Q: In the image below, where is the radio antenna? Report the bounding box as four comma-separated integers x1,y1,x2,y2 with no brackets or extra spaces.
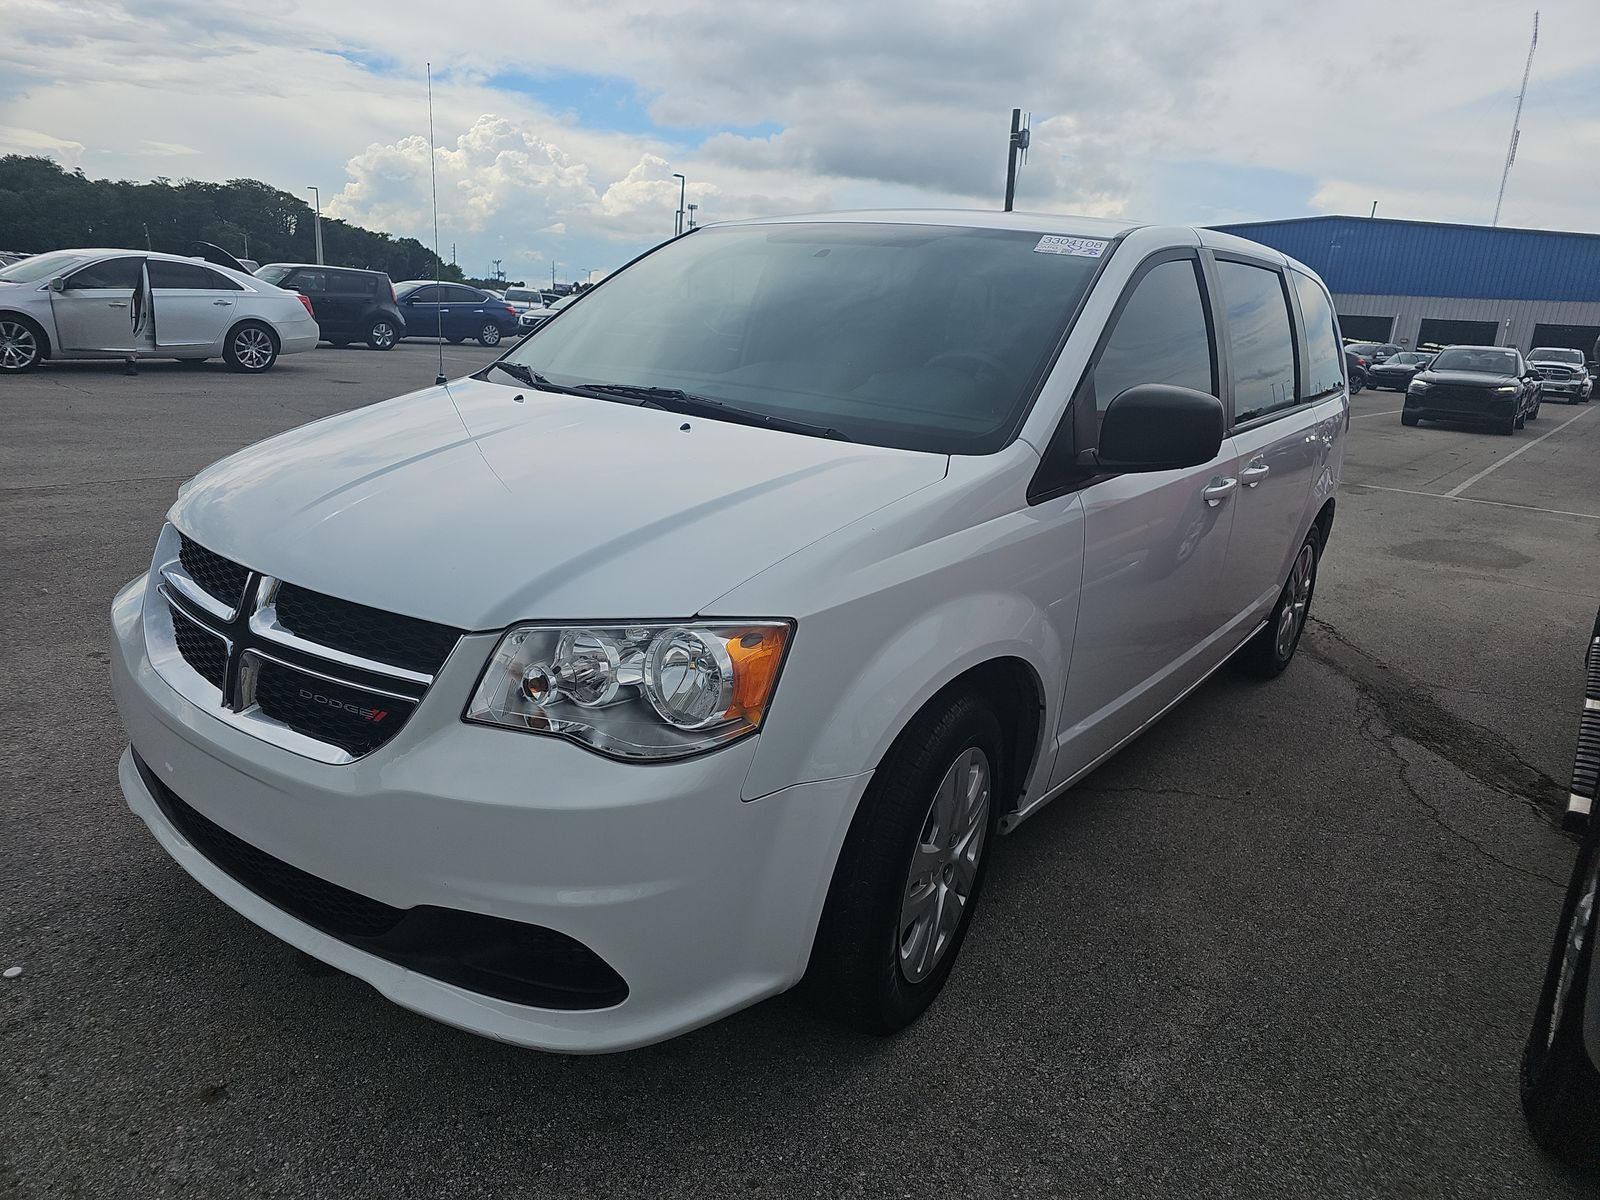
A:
427,62,446,386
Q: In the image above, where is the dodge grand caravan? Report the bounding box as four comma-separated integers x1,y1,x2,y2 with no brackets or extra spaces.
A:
111,211,1346,1052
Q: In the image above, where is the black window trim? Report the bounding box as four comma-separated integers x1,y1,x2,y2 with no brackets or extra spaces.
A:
1209,249,1307,435
1027,245,1218,506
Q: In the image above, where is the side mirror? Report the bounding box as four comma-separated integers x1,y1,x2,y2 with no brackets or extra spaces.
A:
49,276,66,293
402,295,416,305
1081,384,1226,474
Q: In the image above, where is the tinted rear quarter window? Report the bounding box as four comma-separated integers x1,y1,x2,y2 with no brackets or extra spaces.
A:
149,261,239,290
1290,271,1344,398
1216,260,1297,422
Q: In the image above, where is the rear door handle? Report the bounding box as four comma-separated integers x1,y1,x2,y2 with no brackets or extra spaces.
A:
108,301,129,308
212,299,233,306
1202,477,1238,507
1240,460,1271,487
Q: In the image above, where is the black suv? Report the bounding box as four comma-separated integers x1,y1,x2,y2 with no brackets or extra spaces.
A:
254,264,403,351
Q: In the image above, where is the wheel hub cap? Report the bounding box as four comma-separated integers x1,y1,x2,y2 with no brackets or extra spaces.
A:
1275,543,1315,660
898,746,991,984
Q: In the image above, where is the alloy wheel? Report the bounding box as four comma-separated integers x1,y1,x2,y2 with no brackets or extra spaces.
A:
371,321,396,349
234,326,273,369
1275,542,1316,660
480,323,501,346
0,319,39,370
898,746,990,984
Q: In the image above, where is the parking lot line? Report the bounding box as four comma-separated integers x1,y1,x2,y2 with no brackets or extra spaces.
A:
1350,408,1403,419
1349,481,1600,521
1443,407,1593,498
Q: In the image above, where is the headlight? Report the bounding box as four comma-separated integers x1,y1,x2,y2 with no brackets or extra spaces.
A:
1496,385,1519,393
1408,379,1430,392
465,620,792,760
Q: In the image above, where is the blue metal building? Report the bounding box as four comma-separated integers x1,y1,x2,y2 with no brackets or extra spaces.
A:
1211,215,1600,355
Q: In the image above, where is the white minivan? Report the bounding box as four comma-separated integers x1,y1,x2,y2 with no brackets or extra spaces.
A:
111,211,1346,1052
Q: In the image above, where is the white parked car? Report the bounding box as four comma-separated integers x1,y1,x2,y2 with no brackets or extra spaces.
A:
110,211,1346,1051
518,291,574,330
0,248,318,373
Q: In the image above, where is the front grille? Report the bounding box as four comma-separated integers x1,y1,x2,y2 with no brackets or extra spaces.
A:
275,584,460,675
178,534,250,611
251,657,418,757
135,751,629,1009
170,606,228,690
1422,385,1502,410
1535,365,1577,379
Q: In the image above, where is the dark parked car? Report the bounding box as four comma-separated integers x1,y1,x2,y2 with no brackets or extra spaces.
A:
1344,349,1369,393
1401,345,1541,433
1366,350,1434,391
1521,605,1600,1165
393,281,521,346
255,264,403,351
1346,340,1401,364
1527,347,1593,404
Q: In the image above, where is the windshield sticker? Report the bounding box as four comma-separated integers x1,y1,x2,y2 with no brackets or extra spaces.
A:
1034,235,1108,258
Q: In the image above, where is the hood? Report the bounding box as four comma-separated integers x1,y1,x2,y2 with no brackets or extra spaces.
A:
1416,370,1519,388
169,376,948,628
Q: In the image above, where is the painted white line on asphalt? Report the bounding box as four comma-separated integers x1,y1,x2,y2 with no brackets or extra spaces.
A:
1348,482,1600,521
1350,408,1403,419
1443,407,1593,498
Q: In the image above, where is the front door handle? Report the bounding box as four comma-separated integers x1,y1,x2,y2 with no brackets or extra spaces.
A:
1201,477,1238,507
212,299,233,306
1240,460,1271,487
108,301,129,308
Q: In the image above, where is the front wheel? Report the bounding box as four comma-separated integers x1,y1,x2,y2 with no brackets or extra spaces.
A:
223,322,277,373
805,692,1003,1034
1521,834,1600,1164
477,323,503,347
1234,527,1320,679
1401,410,1420,427
0,316,44,372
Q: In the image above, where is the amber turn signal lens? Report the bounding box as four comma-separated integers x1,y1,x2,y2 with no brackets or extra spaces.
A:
723,626,789,722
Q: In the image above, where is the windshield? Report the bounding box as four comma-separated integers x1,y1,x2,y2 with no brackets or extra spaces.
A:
0,250,93,284
254,265,292,285
504,223,1106,452
1530,347,1583,363
1430,348,1518,374
504,288,536,303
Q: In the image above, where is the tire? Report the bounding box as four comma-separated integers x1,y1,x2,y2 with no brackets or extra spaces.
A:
0,314,45,372
1502,411,1519,435
1350,378,1363,394
223,322,278,373
176,357,208,367
1521,833,1600,1165
1515,409,1527,430
477,323,503,347
1401,410,1420,427
805,692,1004,1034
326,338,351,348
365,318,398,351
1529,401,1541,422
1233,526,1320,679
446,335,465,345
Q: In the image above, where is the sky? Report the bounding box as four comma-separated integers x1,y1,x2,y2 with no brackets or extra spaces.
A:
2,0,1597,284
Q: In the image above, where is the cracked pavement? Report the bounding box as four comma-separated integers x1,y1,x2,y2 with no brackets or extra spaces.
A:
4,364,1600,1197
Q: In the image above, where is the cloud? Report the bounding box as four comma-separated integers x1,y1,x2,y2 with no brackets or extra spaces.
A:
0,125,85,163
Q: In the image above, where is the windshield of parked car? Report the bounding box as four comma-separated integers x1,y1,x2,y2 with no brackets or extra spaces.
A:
0,250,92,284
254,265,292,285
1530,348,1583,364
1430,348,1518,374
503,222,1107,452
504,288,537,303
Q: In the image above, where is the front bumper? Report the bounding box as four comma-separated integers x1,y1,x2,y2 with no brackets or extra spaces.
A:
110,575,868,1051
1404,393,1518,424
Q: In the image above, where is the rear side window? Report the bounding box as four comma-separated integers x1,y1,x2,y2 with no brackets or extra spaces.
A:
1291,271,1344,399
65,257,143,290
1091,258,1215,418
1216,261,1297,423
445,285,485,302
328,272,375,297
149,261,240,290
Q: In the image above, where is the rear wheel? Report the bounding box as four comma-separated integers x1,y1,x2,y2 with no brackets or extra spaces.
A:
0,315,44,372
477,323,503,347
366,318,398,351
445,335,465,345
326,338,351,348
805,692,1002,1034
223,322,277,373
1234,528,1320,679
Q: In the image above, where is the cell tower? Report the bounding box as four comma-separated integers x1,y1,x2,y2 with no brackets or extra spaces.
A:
1492,11,1539,227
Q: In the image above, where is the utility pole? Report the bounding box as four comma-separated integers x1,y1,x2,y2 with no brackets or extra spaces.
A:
672,172,686,236
492,258,502,282
687,203,698,230
552,262,559,289
306,186,324,264
1370,200,1378,218
243,231,250,260
142,222,152,250
1003,108,1030,212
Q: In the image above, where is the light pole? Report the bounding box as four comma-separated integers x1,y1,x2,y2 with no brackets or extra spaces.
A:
671,172,686,236
551,262,560,290
585,267,596,284
306,186,324,264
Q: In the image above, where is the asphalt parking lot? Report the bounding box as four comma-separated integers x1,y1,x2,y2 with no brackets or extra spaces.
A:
4,349,1600,1198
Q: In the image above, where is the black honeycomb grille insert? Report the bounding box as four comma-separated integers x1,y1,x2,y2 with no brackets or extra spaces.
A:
178,534,250,610
134,752,629,1009
170,605,228,690
251,658,416,758
274,584,461,675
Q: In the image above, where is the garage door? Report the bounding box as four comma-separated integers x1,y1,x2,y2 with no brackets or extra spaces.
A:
1336,314,1394,341
1418,318,1500,348
1530,323,1600,359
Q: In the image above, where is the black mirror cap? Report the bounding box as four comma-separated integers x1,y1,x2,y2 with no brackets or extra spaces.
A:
1092,384,1226,473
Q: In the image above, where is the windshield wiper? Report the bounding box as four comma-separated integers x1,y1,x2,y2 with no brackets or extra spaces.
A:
485,361,598,398
575,382,852,442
